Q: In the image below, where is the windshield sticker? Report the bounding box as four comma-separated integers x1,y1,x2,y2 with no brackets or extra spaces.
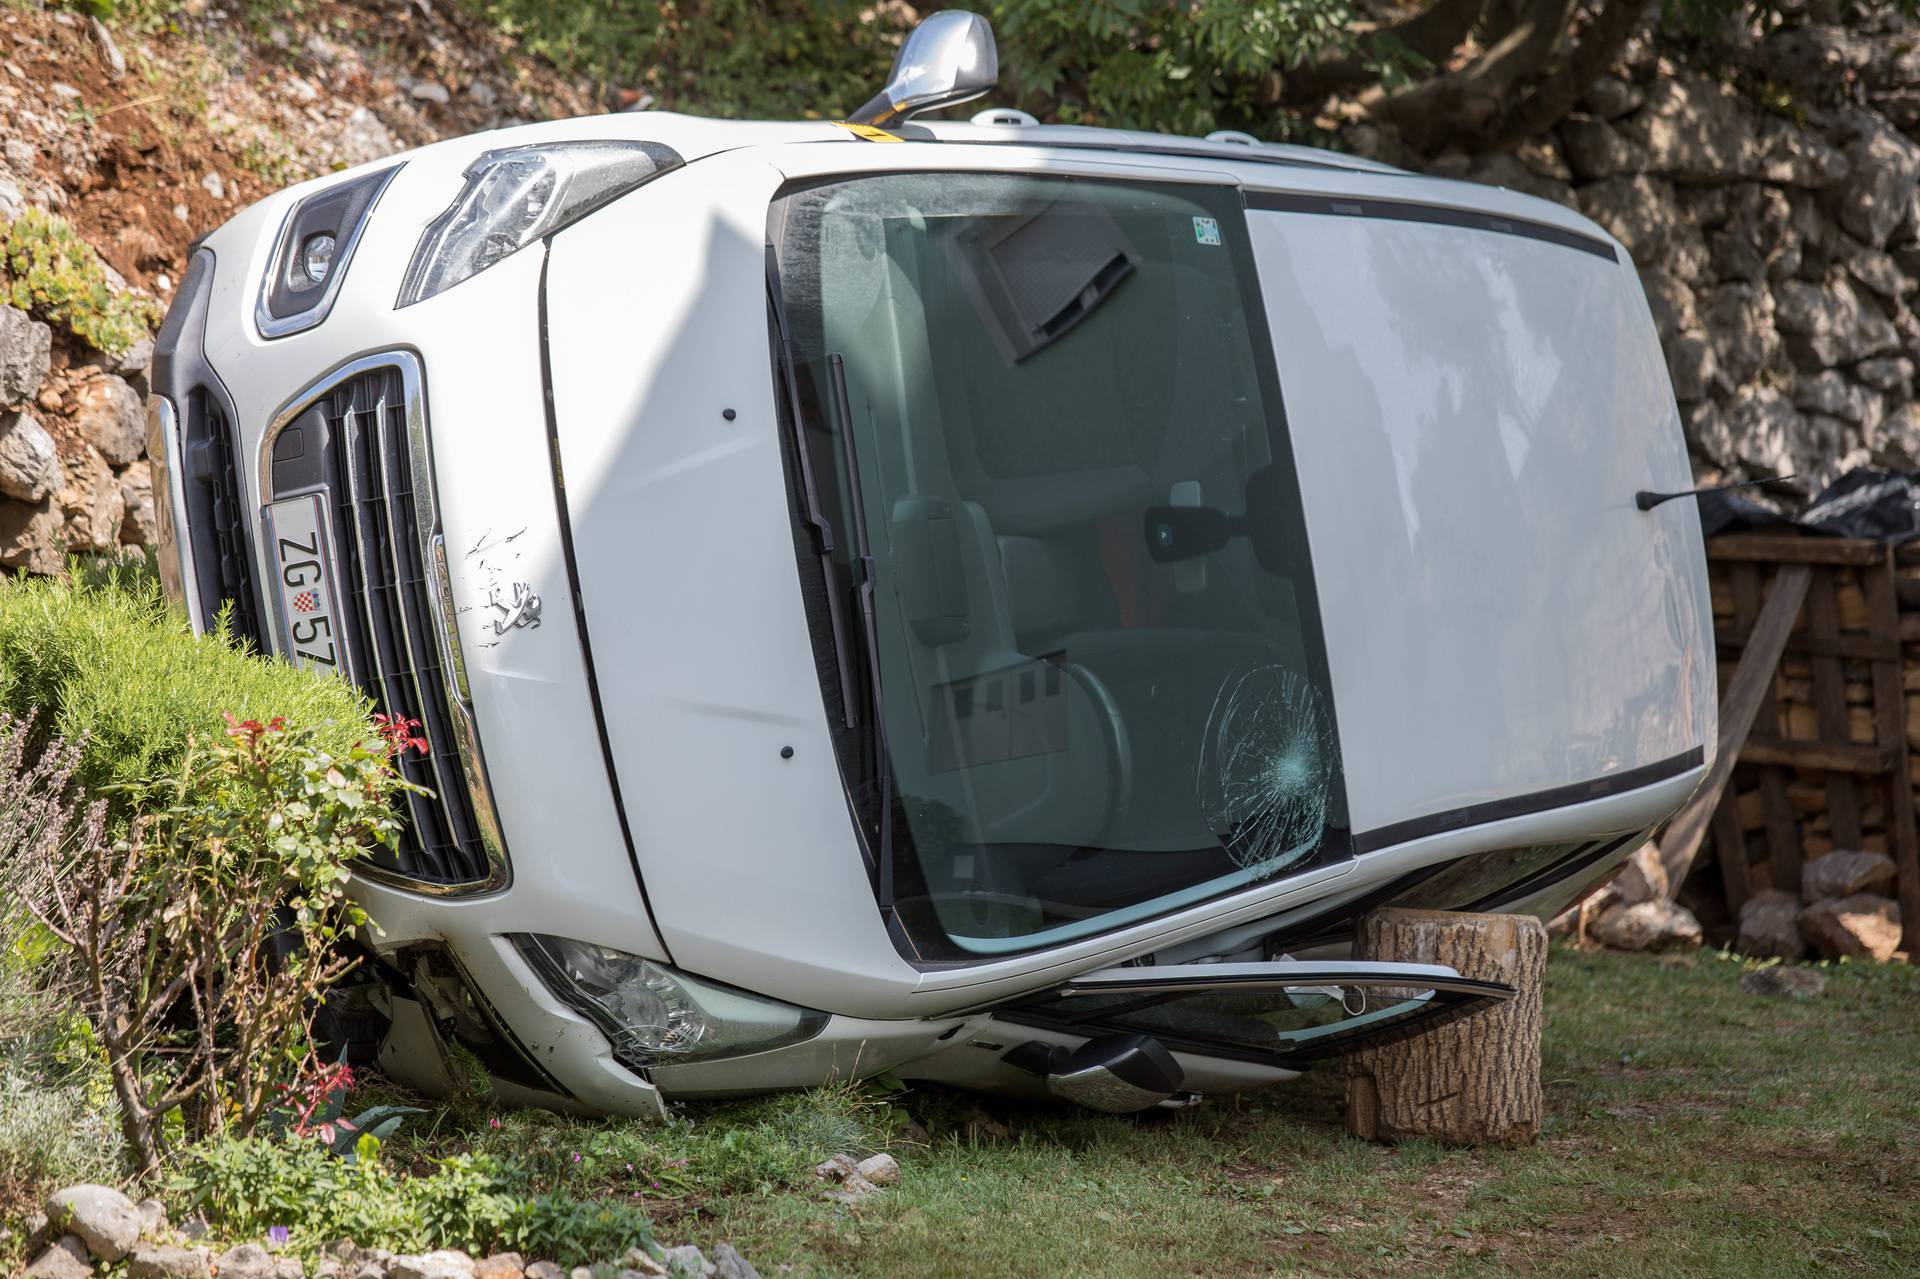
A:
1197,665,1333,878
1192,216,1222,246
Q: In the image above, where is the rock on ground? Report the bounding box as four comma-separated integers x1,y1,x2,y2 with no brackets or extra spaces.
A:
661,1246,712,1278
389,1252,478,1279
1740,966,1827,998
26,1237,92,1279
212,1243,288,1279
47,1184,143,1262
0,305,52,406
1798,894,1903,961
1591,898,1704,951
709,1245,760,1279
1800,850,1898,901
1737,890,1807,959
472,1254,525,1279
130,1246,213,1279
523,1264,564,1279
1609,843,1669,905
853,1152,901,1187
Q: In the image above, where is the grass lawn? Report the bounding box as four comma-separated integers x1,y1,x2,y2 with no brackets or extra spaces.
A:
389,945,1919,1278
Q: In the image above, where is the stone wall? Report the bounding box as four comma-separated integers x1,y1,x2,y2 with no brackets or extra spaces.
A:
0,306,153,576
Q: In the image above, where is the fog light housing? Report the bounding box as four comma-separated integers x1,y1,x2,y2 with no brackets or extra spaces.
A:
513,935,827,1068
301,233,336,284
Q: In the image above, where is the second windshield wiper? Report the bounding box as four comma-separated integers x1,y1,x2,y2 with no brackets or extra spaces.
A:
824,352,895,908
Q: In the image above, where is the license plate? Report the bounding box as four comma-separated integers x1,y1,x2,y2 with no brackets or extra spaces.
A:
266,494,347,676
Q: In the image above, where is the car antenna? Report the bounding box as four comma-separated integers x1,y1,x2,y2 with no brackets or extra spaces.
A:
1634,474,1796,512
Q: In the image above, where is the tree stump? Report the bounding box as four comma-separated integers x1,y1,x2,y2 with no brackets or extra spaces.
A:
1342,908,1546,1147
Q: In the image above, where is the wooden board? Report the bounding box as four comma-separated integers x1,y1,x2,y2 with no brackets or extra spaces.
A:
1660,564,1812,891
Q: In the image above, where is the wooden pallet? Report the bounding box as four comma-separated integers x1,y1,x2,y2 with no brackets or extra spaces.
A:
1666,533,1920,953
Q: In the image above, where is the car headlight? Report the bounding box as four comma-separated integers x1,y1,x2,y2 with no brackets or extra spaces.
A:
513,934,827,1068
397,141,681,307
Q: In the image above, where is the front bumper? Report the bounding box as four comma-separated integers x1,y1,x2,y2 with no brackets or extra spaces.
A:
153,208,682,1114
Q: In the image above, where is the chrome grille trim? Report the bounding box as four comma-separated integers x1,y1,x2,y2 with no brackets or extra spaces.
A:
259,352,508,895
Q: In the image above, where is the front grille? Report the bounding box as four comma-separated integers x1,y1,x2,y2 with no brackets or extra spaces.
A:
313,366,493,887
182,389,263,647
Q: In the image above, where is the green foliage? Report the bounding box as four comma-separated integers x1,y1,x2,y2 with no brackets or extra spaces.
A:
458,0,1383,138
172,1136,659,1265
394,1081,903,1202
468,0,898,119
992,0,1366,136
0,209,162,357
0,963,121,1224
0,572,374,805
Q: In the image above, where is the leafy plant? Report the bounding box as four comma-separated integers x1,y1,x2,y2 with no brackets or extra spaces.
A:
172,1136,659,1264
0,209,161,356
14,713,415,1172
0,717,123,1227
268,1056,422,1162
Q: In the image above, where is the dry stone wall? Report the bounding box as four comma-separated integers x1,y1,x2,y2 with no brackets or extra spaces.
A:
0,303,153,575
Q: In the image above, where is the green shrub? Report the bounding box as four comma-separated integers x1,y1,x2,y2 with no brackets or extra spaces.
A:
0,208,162,356
172,1136,660,1265
0,573,374,803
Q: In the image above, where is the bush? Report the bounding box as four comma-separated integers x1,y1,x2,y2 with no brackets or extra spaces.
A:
0,575,404,1172
0,573,374,803
14,712,412,1172
172,1136,660,1266
0,209,162,357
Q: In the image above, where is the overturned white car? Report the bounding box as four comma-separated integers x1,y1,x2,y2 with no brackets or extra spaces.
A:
148,12,1714,1118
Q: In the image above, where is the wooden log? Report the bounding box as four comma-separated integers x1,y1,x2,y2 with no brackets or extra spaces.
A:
1343,909,1546,1148
1659,564,1812,888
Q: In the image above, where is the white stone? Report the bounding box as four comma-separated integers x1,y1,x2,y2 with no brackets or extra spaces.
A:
1591,898,1703,951
46,1185,142,1262
389,1251,477,1279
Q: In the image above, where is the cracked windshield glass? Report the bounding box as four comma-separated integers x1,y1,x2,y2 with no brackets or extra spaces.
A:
773,172,1351,957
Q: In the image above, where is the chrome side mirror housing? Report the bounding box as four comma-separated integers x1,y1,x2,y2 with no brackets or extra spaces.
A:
849,10,998,126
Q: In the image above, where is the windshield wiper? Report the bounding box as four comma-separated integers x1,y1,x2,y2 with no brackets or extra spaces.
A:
825,352,896,907
765,246,858,733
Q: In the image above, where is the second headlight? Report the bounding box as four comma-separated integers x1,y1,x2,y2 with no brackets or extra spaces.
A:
397,140,681,307
512,934,827,1069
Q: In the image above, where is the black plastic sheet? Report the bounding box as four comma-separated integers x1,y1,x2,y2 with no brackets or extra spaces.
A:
1699,469,1920,546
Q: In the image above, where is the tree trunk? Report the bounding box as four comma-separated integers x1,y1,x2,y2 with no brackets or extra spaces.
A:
1343,908,1546,1147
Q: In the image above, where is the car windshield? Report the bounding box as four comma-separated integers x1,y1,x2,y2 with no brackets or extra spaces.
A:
771,171,1350,959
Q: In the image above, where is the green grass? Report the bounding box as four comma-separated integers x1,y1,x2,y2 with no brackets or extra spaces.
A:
378,947,1919,1278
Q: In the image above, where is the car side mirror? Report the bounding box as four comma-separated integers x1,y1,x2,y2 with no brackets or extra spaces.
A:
848,10,998,127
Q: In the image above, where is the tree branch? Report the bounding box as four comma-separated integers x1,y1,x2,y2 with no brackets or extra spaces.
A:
1280,0,1491,106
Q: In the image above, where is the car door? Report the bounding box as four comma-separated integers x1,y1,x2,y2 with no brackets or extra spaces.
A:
995,959,1512,1070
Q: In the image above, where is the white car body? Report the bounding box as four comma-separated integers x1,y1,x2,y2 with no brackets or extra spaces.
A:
149,103,1714,1119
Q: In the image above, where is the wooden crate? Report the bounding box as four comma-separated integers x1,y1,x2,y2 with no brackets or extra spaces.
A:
1699,533,1920,952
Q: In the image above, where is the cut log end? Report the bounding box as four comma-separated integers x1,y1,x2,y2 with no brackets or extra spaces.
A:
1342,908,1547,1148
